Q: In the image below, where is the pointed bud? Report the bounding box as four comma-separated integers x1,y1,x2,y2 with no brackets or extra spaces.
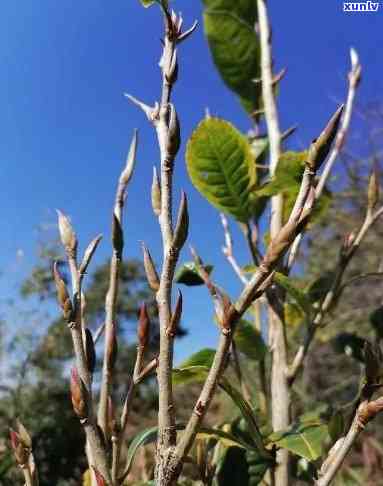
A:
16,420,32,449
307,105,344,171
349,47,362,88
120,130,138,186
79,234,103,276
137,303,151,349
92,467,107,486
112,214,124,257
173,191,189,249
368,163,380,211
53,262,73,321
167,291,182,337
339,231,356,261
57,210,78,256
10,429,29,466
151,167,162,217
70,368,89,419
142,243,160,291
84,329,96,375
166,103,181,157
106,322,118,371
107,396,118,437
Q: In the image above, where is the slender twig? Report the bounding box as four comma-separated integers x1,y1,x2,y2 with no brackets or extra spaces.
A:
287,48,361,271
288,205,383,383
126,7,195,484
231,340,252,403
257,1,289,483
98,131,138,442
22,466,34,486
171,160,316,474
56,213,111,484
315,396,383,486
316,48,361,198
220,213,249,285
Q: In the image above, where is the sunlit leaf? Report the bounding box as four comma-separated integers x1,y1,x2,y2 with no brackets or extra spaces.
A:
174,262,213,286
186,118,256,222
202,0,261,114
274,273,313,319
235,320,268,361
268,421,328,461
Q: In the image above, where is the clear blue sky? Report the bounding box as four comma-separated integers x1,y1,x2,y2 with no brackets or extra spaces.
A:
0,0,382,361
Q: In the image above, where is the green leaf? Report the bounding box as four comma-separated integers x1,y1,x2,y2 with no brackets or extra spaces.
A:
124,423,250,477
306,272,336,304
274,273,313,319
124,426,158,478
174,262,213,286
268,421,328,461
172,365,270,458
235,319,268,361
202,0,261,114
172,349,215,385
219,377,270,457
140,0,156,7
256,151,307,197
179,348,216,368
328,411,345,443
173,365,210,386
247,449,275,486
186,118,256,222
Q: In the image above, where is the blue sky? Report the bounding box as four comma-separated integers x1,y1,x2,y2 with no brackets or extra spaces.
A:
0,0,382,362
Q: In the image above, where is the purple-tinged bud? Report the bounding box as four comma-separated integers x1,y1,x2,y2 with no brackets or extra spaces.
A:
70,368,89,419
53,262,73,322
173,191,189,250
142,243,160,292
137,303,151,350
151,167,162,217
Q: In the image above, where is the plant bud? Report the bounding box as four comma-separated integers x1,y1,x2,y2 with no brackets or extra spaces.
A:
167,103,181,157
349,47,362,88
84,328,96,375
53,262,73,321
16,420,32,449
173,191,189,249
106,322,118,371
107,396,119,437
79,235,103,276
339,231,356,260
167,290,182,337
112,214,124,258
10,429,30,466
119,129,138,186
70,368,89,419
142,243,160,291
151,167,162,217
57,210,78,256
92,467,107,486
137,303,150,349
307,105,344,171
367,163,380,210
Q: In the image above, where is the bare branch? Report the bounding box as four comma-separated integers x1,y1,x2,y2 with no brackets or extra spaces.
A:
316,396,383,486
97,131,137,440
288,205,383,383
220,213,249,285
